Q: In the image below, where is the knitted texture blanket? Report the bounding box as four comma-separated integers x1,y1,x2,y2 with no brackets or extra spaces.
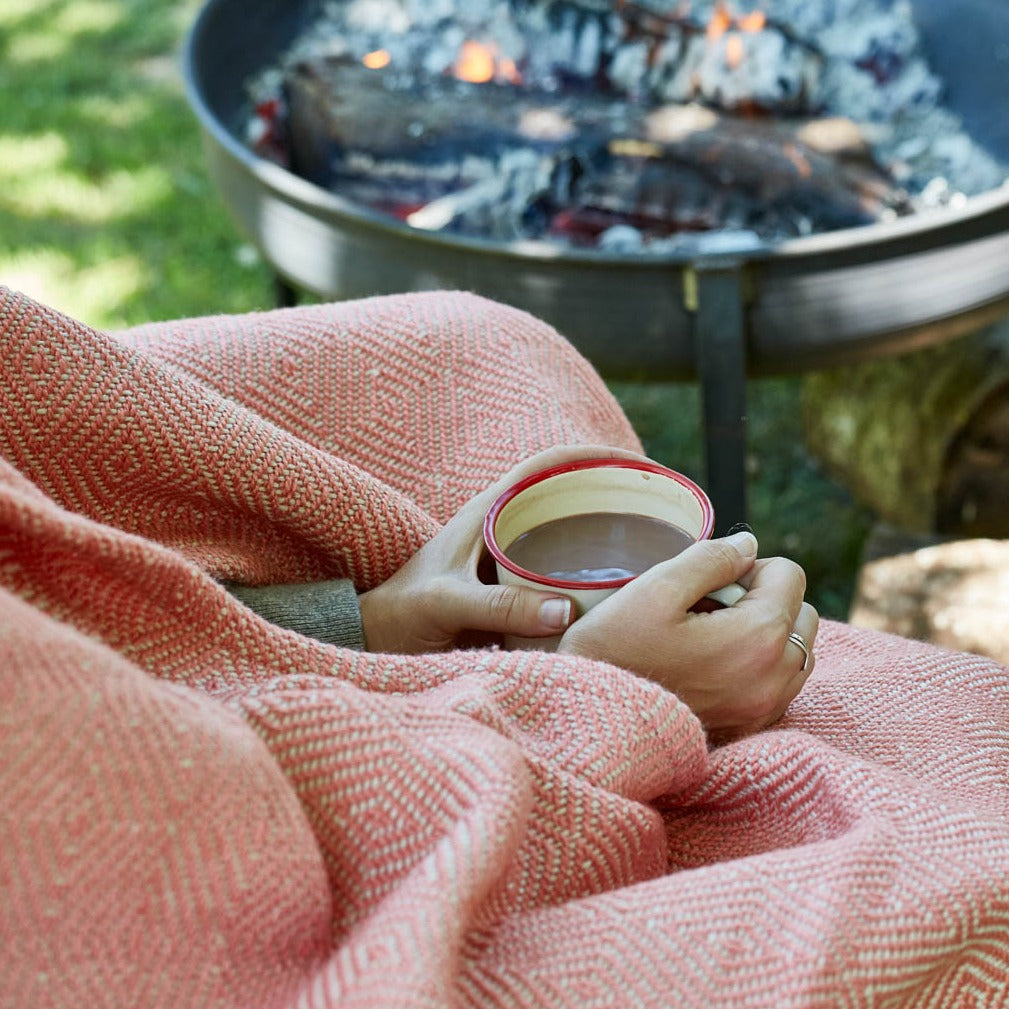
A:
2,286,1008,1008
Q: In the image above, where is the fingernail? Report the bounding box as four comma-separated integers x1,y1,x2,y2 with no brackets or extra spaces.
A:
725,521,754,536
726,530,758,557
539,597,572,630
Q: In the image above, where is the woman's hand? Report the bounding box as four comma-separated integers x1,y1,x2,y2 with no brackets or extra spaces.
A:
358,445,646,653
359,446,817,741
557,530,818,740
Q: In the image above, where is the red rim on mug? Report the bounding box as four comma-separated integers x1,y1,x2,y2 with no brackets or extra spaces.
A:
483,457,715,592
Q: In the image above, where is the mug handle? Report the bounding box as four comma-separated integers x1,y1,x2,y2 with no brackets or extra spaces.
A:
690,581,748,613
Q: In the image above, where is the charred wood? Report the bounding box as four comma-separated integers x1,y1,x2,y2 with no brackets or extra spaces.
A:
283,57,607,221
281,54,909,242
559,109,909,241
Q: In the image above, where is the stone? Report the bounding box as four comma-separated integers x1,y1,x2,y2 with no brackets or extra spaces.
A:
849,527,1009,665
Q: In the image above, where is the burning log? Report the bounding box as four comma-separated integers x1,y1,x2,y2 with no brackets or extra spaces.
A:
279,53,909,244
282,57,603,229
547,106,909,243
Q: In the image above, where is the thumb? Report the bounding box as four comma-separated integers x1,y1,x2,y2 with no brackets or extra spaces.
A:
638,529,758,613
451,583,574,639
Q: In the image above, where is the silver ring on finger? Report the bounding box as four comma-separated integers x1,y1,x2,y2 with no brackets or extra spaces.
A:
787,631,811,672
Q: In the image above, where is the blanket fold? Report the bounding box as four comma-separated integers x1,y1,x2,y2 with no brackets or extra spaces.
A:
2,287,1009,1008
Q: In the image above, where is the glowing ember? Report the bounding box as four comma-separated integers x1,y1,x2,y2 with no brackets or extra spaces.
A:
783,143,813,178
362,49,391,70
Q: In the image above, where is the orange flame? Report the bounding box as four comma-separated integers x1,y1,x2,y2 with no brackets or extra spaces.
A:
705,7,766,69
706,4,733,41
362,49,391,70
737,10,767,32
725,33,745,69
497,56,521,84
455,40,496,83
452,40,521,84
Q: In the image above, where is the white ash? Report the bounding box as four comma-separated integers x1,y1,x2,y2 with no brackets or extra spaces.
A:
661,29,820,112
343,0,410,33
598,225,645,251
247,0,1009,247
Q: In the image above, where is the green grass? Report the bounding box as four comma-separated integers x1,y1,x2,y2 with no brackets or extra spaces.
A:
0,0,874,618
0,0,274,325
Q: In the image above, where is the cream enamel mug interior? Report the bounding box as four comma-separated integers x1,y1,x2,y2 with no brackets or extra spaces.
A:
483,458,745,649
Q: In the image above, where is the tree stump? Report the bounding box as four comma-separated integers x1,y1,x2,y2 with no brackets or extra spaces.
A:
801,315,1009,537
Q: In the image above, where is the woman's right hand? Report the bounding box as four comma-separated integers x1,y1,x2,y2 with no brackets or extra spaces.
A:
556,531,818,741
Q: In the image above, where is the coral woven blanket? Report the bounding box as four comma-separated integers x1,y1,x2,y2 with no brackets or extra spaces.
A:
2,286,1009,1008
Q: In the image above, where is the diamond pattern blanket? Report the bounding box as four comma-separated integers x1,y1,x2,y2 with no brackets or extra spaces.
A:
2,286,1009,1008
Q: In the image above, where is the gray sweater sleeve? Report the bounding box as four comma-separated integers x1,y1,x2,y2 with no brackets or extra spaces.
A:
225,579,366,650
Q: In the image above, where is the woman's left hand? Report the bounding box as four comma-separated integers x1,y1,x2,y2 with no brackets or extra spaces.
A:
358,445,646,653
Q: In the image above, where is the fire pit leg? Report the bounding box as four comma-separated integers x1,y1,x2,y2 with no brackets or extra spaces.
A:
274,274,299,308
685,259,749,533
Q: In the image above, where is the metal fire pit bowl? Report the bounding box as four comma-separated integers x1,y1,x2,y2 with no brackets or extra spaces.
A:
183,0,1009,522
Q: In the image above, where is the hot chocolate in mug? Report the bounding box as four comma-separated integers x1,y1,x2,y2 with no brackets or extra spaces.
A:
483,457,747,649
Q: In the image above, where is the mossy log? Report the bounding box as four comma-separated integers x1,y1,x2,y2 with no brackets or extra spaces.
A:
801,317,1009,537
